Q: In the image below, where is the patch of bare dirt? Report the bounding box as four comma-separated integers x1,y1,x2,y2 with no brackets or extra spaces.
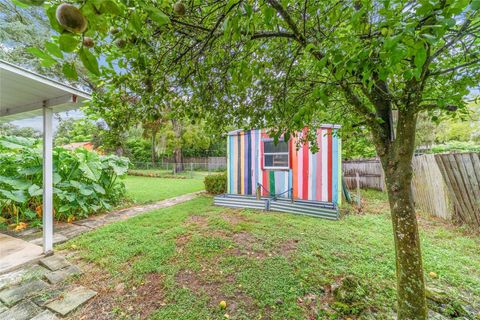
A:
229,232,300,259
417,213,480,237
231,231,256,248
185,215,209,227
221,212,249,225
277,238,299,256
64,263,122,320
229,232,269,259
297,293,324,320
175,268,255,316
175,233,191,252
63,259,166,320
127,273,166,318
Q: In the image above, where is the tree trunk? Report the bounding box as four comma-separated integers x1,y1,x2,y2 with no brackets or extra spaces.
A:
115,145,124,156
377,110,427,319
151,131,158,165
174,148,183,173
172,119,184,173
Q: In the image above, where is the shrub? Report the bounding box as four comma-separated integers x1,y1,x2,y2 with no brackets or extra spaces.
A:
429,141,480,153
0,135,129,227
204,173,227,194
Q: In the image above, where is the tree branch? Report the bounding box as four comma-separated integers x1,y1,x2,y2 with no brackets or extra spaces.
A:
251,31,296,40
265,0,307,46
429,58,480,76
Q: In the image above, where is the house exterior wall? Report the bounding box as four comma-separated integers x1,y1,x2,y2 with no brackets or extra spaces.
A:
227,126,342,205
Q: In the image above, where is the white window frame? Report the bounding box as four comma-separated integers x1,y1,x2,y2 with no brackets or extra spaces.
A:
263,139,290,170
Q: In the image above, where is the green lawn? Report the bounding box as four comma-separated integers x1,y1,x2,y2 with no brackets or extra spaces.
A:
124,175,205,204
128,169,214,180
62,191,479,320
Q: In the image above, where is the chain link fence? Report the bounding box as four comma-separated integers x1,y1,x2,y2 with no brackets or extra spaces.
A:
128,161,226,179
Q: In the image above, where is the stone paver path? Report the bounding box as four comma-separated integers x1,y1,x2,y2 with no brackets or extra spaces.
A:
0,255,95,319
5,191,202,246
0,192,203,318
46,286,96,316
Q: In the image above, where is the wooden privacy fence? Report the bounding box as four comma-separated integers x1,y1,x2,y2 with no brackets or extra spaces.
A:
343,153,480,228
411,154,451,220
435,153,480,227
343,158,385,191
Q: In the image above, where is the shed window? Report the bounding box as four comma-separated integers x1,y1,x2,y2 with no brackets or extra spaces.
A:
264,140,289,169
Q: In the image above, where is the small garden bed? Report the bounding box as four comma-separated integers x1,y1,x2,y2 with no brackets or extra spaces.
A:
0,136,129,229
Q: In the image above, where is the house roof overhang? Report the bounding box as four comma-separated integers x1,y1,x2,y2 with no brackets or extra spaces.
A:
0,60,91,122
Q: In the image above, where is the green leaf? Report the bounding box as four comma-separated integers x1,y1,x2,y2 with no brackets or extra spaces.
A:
28,184,43,197
46,5,63,33
414,46,427,69
18,165,42,176
59,34,78,52
92,183,106,194
58,205,71,213
79,48,100,76
24,210,37,220
0,190,26,203
0,136,36,149
0,176,30,190
262,6,275,25
12,0,29,8
95,0,122,15
472,0,480,10
26,47,53,61
146,7,170,27
79,187,94,196
62,63,78,80
45,42,63,58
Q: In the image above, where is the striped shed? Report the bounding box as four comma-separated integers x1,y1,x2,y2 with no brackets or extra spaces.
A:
225,125,342,206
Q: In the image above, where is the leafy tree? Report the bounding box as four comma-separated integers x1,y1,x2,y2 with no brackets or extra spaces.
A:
415,113,438,148
341,126,377,160
54,117,98,146
28,0,480,318
0,123,40,138
435,101,480,143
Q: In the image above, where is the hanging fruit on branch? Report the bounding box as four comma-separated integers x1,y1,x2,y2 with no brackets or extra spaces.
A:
56,3,88,33
83,37,94,48
173,2,186,16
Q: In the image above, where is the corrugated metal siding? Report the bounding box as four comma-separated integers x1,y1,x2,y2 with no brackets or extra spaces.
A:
227,126,342,205
213,194,339,220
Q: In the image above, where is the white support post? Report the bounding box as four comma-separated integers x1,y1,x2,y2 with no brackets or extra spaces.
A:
43,106,53,254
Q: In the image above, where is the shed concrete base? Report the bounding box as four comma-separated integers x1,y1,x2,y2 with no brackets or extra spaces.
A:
0,233,43,275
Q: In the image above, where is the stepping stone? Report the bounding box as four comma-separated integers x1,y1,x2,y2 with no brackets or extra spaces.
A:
0,264,48,291
45,265,82,284
30,234,68,246
54,224,89,239
31,287,64,307
39,255,70,271
46,286,97,316
73,218,106,229
0,279,49,306
30,310,59,320
0,300,42,320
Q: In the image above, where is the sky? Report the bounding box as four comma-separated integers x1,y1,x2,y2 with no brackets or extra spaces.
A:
10,109,85,133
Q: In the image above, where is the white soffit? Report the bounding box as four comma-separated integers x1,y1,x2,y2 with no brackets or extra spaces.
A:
0,60,91,122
